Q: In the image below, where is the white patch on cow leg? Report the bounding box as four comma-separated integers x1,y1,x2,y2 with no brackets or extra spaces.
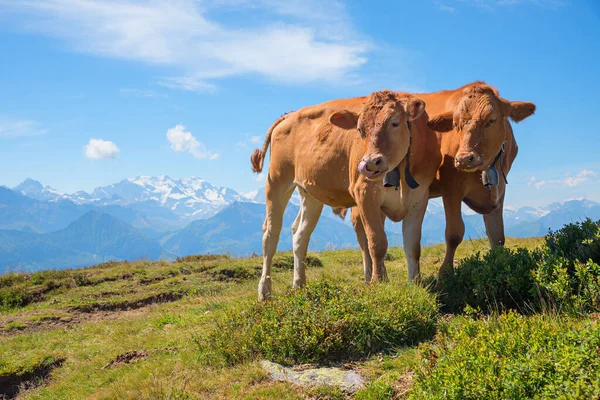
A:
402,197,427,282
292,189,323,289
351,208,372,283
259,181,294,301
291,211,301,236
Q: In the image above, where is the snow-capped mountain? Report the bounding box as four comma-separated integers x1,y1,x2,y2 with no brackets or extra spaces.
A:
13,176,251,221
89,176,247,219
13,178,71,202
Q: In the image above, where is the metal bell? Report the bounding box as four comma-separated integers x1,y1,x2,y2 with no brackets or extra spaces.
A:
384,168,400,189
482,167,499,190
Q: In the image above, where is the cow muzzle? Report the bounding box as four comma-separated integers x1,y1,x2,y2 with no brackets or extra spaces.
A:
358,154,388,179
455,151,483,172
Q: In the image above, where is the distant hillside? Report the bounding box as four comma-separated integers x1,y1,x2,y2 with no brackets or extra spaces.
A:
3,176,600,273
0,186,181,236
0,211,168,273
163,202,364,257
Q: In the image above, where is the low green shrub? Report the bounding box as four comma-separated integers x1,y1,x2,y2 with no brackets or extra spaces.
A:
0,287,31,310
439,219,600,314
198,281,438,366
543,218,600,265
410,312,600,399
437,246,540,313
534,219,600,312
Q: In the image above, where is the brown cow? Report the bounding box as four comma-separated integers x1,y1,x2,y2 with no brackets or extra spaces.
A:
250,90,446,301
347,82,535,282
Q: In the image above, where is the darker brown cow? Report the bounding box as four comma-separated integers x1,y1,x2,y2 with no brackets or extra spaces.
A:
251,90,442,301
347,82,535,282
422,82,535,279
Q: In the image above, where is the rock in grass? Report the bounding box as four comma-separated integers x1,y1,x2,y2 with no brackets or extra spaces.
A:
261,360,364,393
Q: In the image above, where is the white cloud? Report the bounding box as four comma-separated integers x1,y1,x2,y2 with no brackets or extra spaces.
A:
434,2,457,12
529,169,598,189
236,135,262,150
3,0,368,88
119,88,164,98
157,76,217,93
84,138,120,159
255,172,266,182
0,118,47,138
456,0,565,9
166,124,218,159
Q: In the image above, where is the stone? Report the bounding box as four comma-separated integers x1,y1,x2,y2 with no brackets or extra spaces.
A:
261,360,364,393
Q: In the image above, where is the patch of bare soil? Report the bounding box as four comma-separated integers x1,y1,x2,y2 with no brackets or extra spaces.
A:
0,292,186,337
391,371,414,399
101,348,179,370
101,350,149,369
71,291,187,313
0,358,64,400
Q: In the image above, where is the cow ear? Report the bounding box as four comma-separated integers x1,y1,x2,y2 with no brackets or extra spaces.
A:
329,110,359,130
404,98,426,121
504,100,536,122
428,111,454,132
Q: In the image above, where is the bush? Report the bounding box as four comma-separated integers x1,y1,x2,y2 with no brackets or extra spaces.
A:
437,246,540,313
439,219,600,314
543,218,600,265
198,281,438,366
534,219,600,312
410,312,600,399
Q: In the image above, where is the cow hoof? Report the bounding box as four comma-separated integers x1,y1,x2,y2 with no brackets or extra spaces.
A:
258,277,272,302
293,278,306,289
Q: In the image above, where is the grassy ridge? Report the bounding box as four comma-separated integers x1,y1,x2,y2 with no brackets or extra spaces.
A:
0,236,562,399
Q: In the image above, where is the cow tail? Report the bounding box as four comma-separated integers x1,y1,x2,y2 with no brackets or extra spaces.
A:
251,112,291,173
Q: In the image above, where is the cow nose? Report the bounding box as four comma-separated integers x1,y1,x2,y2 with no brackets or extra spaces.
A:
365,154,388,171
459,154,475,165
359,154,388,177
455,152,482,170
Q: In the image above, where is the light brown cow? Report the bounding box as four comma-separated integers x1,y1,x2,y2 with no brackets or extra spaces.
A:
348,82,535,282
250,90,446,301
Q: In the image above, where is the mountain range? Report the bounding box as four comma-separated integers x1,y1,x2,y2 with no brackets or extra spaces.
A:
2,176,600,273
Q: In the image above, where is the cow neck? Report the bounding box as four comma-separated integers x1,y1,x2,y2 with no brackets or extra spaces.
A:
383,121,420,190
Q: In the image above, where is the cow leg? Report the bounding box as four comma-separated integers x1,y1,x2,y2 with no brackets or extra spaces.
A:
439,192,465,282
351,207,373,283
258,179,294,301
402,194,428,282
292,189,324,288
484,191,506,248
356,195,388,283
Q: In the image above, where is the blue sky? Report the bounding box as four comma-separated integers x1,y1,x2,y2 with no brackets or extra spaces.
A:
0,0,598,208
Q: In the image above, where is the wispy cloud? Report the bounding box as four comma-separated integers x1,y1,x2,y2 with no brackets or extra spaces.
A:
255,172,266,182
455,0,566,10
84,138,120,159
0,118,47,138
157,76,217,93
166,124,218,160
434,2,457,12
2,0,369,89
236,135,262,150
529,169,598,189
119,88,165,98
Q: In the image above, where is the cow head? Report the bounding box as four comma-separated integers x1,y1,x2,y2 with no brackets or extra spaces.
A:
430,82,536,172
328,90,425,180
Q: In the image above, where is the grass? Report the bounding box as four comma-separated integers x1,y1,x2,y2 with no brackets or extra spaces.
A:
2,235,575,400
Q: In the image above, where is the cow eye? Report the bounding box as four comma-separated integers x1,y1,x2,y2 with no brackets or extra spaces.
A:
485,118,496,128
